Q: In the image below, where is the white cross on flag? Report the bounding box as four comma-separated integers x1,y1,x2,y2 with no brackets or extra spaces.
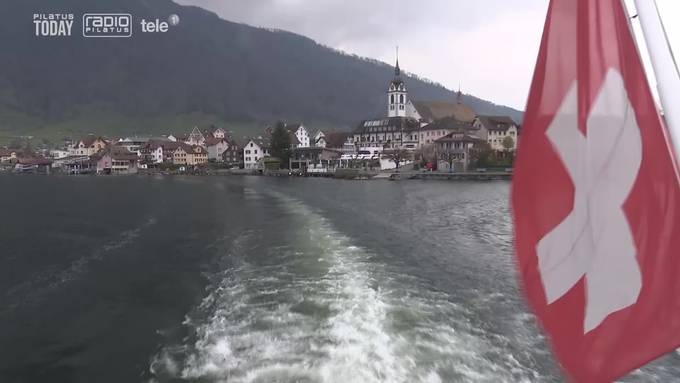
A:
512,0,680,381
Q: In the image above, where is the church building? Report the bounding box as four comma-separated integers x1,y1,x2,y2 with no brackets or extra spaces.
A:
354,52,477,151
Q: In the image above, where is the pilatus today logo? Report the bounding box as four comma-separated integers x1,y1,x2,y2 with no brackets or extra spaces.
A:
33,13,74,37
83,14,132,37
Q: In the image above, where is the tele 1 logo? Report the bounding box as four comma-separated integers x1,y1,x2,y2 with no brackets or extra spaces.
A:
141,15,180,33
83,14,132,37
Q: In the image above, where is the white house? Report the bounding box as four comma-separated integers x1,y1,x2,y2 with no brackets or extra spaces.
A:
243,138,270,169
286,124,310,148
205,137,229,162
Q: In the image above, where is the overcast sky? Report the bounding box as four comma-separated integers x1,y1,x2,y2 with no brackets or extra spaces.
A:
176,0,679,111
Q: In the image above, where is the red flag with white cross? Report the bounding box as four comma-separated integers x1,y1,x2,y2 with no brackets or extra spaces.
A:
512,0,680,381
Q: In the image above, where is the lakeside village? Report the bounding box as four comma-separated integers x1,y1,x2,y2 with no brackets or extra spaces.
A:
0,59,519,180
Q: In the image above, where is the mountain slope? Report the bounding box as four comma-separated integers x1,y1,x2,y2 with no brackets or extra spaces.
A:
0,0,522,143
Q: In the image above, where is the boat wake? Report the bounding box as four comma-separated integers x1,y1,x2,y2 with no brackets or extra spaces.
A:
149,191,545,382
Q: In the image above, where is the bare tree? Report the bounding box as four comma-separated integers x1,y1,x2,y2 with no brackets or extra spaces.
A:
440,146,458,172
383,148,412,171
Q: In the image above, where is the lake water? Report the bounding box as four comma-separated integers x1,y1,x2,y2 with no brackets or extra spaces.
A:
0,175,677,382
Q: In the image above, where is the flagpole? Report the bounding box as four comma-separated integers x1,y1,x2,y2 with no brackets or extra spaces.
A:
633,0,680,164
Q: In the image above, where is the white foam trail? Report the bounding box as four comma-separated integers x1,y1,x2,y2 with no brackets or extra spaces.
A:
150,191,546,382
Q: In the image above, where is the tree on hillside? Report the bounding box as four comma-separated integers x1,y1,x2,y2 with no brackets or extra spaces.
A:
269,121,292,169
502,136,515,151
383,148,412,171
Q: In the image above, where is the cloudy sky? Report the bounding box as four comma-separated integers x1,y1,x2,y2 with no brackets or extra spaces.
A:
176,0,679,111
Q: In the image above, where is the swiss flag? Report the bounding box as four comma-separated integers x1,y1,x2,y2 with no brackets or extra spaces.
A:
512,0,680,382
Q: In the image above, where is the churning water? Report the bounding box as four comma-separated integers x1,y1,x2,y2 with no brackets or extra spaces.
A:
0,175,677,382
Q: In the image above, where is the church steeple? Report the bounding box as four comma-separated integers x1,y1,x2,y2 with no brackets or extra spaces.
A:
388,46,407,117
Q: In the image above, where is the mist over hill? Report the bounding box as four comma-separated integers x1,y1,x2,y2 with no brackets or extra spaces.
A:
0,0,522,143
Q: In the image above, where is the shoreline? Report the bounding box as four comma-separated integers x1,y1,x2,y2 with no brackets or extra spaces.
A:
1,168,512,181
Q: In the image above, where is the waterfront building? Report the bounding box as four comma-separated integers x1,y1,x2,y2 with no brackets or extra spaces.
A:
172,143,207,166
70,136,108,156
243,137,270,170
353,117,421,151
221,138,242,167
289,147,342,173
417,116,474,146
14,157,53,174
434,132,483,172
205,137,229,162
93,146,139,175
472,115,520,151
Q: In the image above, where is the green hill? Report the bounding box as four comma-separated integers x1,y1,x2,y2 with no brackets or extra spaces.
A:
0,0,522,145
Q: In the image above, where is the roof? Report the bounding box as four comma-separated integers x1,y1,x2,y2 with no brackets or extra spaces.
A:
354,117,421,134
422,116,473,132
435,132,484,144
175,143,206,154
93,145,138,161
324,132,352,148
142,140,179,151
205,137,227,147
247,136,271,149
475,115,517,131
411,100,476,123
79,135,106,147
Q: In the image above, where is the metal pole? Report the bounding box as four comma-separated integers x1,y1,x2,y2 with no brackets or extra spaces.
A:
633,0,680,163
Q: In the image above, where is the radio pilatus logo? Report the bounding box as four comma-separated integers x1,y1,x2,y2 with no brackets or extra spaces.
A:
33,14,74,37
83,14,132,38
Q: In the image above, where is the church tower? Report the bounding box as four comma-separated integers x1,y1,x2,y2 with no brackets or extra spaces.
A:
388,47,407,117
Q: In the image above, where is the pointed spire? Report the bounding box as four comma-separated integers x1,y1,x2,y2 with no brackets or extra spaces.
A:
457,82,463,104
395,46,401,76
